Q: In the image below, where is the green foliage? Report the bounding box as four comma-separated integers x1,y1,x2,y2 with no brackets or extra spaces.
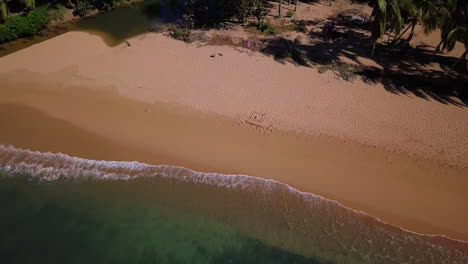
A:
370,0,404,40
257,21,278,35
73,0,94,16
93,0,117,11
23,0,36,10
169,26,191,41
236,0,258,23
72,0,119,17
280,23,299,32
370,0,466,44
0,6,50,43
183,0,266,28
440,0,468,52
370,0,467,60
286,10,294,18
183,0,215,27
48,4,67,22
252,1,268,23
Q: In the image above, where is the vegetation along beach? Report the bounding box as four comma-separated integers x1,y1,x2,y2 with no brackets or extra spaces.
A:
0,0,467,263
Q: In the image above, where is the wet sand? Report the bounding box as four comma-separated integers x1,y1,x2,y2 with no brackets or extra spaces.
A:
0,31,467,242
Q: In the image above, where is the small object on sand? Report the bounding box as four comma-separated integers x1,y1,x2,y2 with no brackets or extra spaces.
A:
125,40,131,47
218,53,223,56
210,54,215,58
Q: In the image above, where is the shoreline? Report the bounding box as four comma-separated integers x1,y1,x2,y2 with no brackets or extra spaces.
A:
2,144,468,255
3,147,468,264
0,31,467,243
1,77,467,242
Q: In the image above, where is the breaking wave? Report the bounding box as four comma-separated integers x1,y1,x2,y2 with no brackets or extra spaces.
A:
1,144,467,264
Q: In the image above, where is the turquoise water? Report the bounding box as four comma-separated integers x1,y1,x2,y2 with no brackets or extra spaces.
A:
0,176,320,264
1,145,468,264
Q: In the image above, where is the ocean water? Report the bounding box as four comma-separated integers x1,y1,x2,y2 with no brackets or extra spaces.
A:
1,145,467,264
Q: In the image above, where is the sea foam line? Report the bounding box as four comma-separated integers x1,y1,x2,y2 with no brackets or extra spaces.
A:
1,144,468,263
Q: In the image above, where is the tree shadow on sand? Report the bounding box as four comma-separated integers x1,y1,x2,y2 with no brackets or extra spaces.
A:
260,12,468,106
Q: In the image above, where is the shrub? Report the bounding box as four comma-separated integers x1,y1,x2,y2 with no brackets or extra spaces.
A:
169,26,191,41
48,4,67,22
286,10,294,18
252,2,267,23
183,0,266,28
94,0,117,11
0,6,50,43
257,21,277,35
73,0,94,17
24,0,36,11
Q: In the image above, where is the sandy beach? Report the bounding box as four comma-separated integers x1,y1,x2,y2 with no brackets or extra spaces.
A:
0,30,467,244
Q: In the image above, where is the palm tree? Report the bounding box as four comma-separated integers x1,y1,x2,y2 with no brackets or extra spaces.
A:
447,28,468,73
440,0,467,73
445,26,468,73
370,0,404,56
424,0,455,55
390,0,443,46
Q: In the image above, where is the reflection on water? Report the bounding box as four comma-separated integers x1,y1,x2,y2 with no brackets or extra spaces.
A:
0,0,182,57
75,0,182,45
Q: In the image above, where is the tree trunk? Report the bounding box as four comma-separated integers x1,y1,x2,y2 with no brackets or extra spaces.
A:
371,42,376,57
329,0,332,6
448,47,468,75
430,39,444,62
294,0,298,11
435,39,443,53
390,22,413,47
406,19,417,45
67,0,75,9
278,0,282,18
289,0,291,5
0,0,9,23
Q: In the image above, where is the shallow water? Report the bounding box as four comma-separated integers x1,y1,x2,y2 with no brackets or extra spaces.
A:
1,145,468,264
0,0,181,57
0,176,321,264
74,0,182,45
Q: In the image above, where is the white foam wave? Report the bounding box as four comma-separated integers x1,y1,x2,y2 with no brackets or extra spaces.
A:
1,144,467,263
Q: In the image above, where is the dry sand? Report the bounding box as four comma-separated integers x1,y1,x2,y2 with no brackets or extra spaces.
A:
0,31,467,242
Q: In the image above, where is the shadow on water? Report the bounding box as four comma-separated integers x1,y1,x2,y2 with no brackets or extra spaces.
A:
74,0,183,46
0,0,183,57
0,176,332,264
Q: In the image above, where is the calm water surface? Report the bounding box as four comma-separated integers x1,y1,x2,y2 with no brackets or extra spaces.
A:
0,0,181,57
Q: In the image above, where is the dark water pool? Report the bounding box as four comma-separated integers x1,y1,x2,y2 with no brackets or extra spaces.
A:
0,0,182,57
